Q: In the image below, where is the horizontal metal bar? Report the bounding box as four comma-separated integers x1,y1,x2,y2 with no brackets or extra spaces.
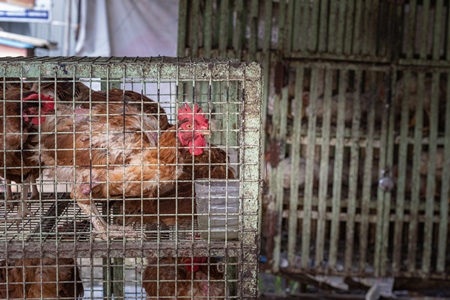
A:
0,56,262,81
0,241,248,259
283,210,444,224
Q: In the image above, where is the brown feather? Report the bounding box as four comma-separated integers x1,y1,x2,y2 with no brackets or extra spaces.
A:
0,87,41,189
0,258,83,299
142,256,224,299
119,147,236,226
88,88,171,130
35,101,186,237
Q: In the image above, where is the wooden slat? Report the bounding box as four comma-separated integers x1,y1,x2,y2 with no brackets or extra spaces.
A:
361,0,372,55
352,0,363,55
191,0,200,57
285,208,443,223
368,0,379,57
380,74,395,277
327,0,338,53
407,72,425,274
268,76,282,272
419,0,431,60
177,0,188,56
436,73,450,272
392,70,408,275
358,72,377,274
284,0,295,55
335,0,347,55
287,66,304,269
219,0,230,57
203,0,214,58
315,68,332,272
298,0,308,52
344,69,362,273
301,68,320,269
432,0,444,60
263,0,273,52
447,0,450,61
377,1,388,57
373,71,390,277
277,0,287,53
318,0,329,52
308,0,320,52
343,0,355,55
271,86,289,273
248,0,259,61
329,69,347,270
405,0,417,59
421,72,440,274
233,0,245,59
291,0,301,52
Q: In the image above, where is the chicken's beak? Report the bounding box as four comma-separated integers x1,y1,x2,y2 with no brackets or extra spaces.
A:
200,130,211,136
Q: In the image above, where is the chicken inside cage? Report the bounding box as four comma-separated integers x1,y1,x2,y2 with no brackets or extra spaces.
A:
0,59,260,299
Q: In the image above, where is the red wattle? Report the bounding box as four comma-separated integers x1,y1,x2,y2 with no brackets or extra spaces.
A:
184,257,208,272
32,116,46,125
188,136,206,155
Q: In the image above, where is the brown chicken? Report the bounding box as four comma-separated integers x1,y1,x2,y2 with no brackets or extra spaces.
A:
0,257,84,299
32,82,170,130
142,256,225,299
30,80,92,104
89,88,170,130
34,99,210,239
119,145,236,226
0,89,54,220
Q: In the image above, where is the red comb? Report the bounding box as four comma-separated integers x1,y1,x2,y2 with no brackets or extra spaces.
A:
23,93,55,111
23,93,54,102
184,257,208,272
177,103,208,127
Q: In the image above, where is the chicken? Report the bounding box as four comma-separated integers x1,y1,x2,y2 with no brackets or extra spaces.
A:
32,82,171,131
34,99,210,239
31,78,170,130
142,256,225,299
0,257,84,299
89,88,171,130
30,80,92,104
0,90,54,220
115,102,235,227
118,146,236,226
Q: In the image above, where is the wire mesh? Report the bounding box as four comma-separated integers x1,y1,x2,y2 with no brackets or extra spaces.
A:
0,57,262,299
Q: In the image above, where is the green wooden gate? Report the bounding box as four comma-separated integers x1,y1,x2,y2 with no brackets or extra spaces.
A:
178,0,450,280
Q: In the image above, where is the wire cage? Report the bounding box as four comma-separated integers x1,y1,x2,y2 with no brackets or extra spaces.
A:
0,56,262,299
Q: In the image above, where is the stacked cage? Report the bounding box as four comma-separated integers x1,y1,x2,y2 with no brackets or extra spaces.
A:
0,57,261,299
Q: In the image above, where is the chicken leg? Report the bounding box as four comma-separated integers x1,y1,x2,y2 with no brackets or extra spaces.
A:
3,180,15,208
1,176,35,223
77,202,145,240
13,175,35,220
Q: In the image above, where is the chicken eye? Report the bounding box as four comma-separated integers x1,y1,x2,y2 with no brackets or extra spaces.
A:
186,124,192,128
